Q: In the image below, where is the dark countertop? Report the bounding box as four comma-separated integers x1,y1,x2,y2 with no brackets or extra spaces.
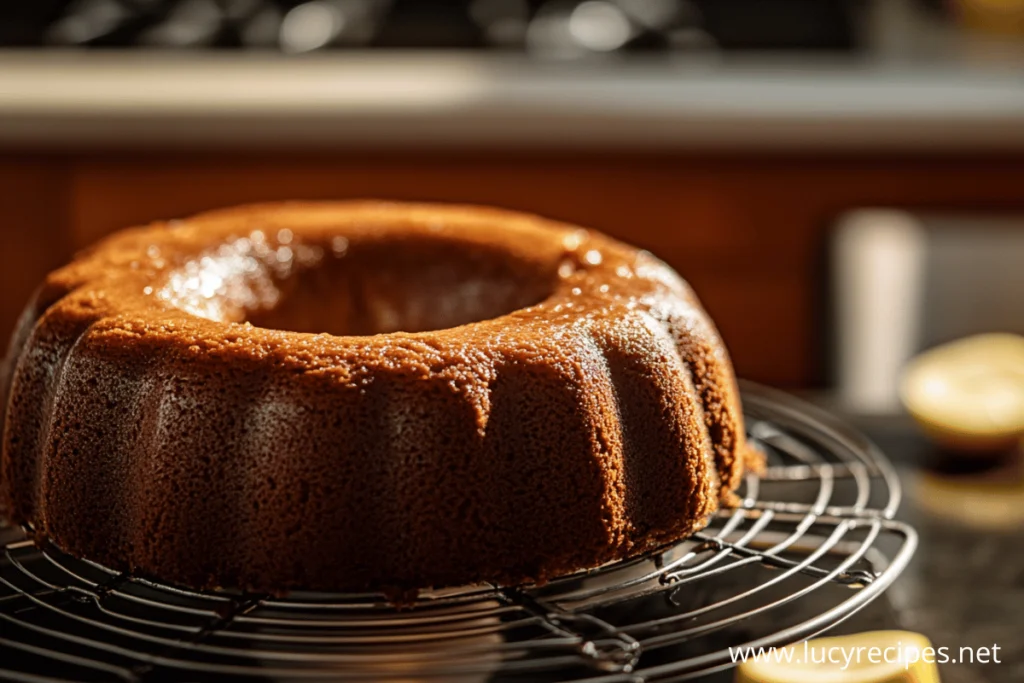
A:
873,427,1024,683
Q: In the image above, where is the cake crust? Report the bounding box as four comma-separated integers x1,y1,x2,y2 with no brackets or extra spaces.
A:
0,201,756,594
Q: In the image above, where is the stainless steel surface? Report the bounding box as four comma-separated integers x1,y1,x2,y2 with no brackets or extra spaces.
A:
1,51,1023,150
0,384,917,681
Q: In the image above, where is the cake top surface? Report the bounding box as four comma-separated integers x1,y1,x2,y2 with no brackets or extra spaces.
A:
40,201,703,373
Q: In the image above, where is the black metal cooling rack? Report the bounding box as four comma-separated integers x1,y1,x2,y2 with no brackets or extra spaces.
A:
0,383,917,682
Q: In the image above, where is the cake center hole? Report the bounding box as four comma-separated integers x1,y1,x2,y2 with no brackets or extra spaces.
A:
159,233,557,335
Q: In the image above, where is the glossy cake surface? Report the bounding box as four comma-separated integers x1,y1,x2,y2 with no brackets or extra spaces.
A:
0,202,758,593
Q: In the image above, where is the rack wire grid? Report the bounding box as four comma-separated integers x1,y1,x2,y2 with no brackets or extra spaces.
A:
0,382,917,682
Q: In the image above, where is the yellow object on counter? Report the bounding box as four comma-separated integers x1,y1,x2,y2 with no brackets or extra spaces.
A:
954,0,1024,37
735,631,940,683
900,333,1024,452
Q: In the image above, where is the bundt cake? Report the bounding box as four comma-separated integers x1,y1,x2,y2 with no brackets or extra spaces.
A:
0,201,759,594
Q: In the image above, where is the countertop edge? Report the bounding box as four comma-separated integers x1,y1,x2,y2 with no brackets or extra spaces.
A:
3,51,1024,150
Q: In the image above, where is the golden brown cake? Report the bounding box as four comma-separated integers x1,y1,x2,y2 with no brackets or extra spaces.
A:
0,201,758,594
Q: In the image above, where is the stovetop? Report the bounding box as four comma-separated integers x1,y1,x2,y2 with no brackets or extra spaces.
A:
1,0,860,53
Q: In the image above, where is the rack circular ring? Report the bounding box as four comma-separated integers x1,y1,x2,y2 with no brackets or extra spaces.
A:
0,383,917,682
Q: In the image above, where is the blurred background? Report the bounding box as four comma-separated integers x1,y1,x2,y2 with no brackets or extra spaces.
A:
2,0,1024,394
0,2,1022,680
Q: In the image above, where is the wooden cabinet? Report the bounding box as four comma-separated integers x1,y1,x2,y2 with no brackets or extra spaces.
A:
0,159,72,348
3,152,1023,387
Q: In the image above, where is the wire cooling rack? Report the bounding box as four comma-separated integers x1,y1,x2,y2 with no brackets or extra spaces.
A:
0,383,917,682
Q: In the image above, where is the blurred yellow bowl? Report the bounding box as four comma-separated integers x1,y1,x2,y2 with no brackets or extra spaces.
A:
900,333,1024,452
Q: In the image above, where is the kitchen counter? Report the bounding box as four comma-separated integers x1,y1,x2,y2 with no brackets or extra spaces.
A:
873,428,1024,683
1,51,1024,151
